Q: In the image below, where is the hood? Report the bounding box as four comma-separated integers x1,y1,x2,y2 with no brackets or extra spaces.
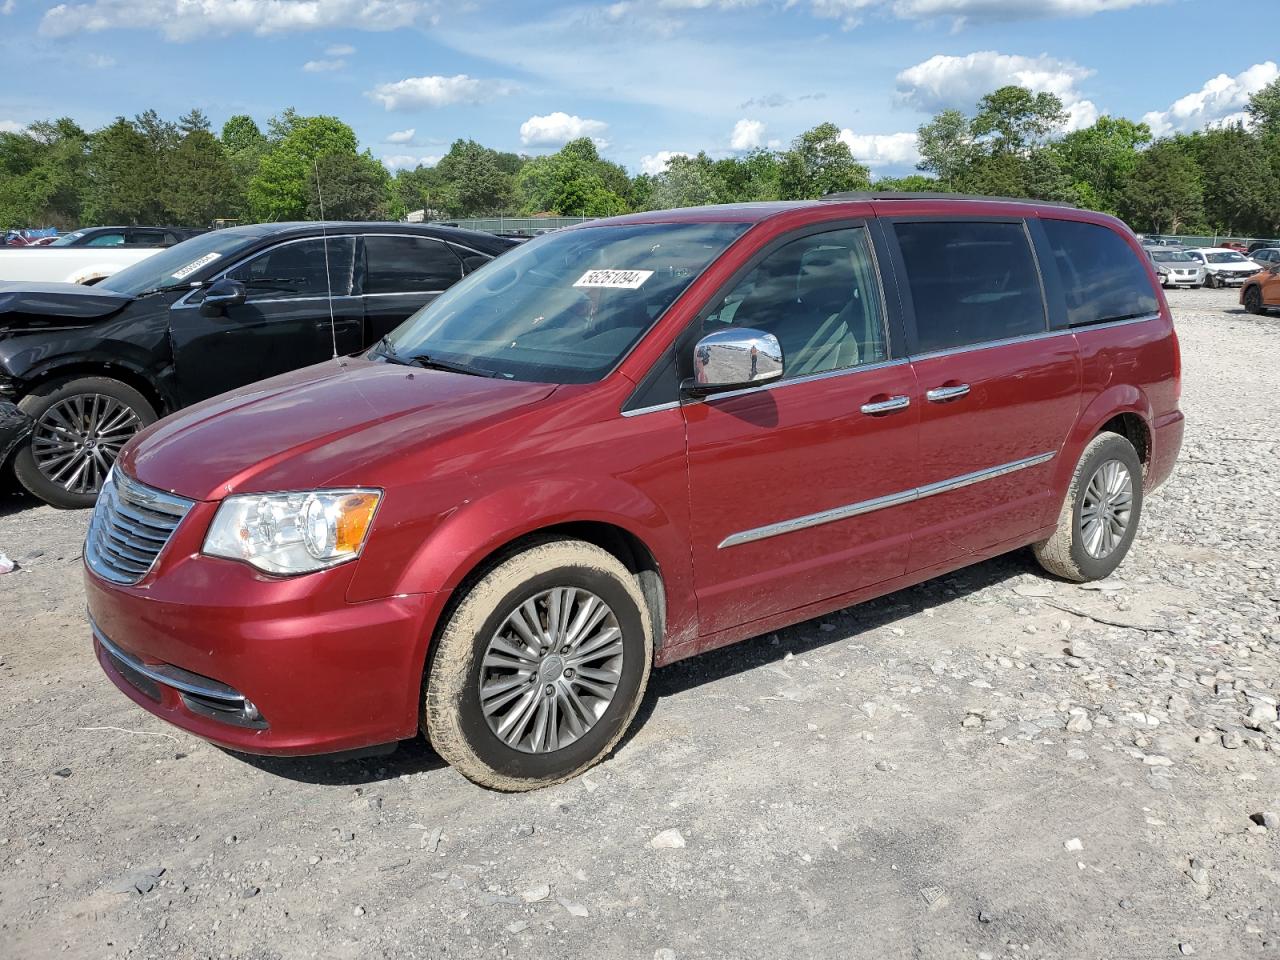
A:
0,281,133,328
120,357,557,501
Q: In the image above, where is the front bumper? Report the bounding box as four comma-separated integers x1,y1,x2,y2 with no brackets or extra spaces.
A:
1210,273,1250,286
0,399,32,464
85,553,444,756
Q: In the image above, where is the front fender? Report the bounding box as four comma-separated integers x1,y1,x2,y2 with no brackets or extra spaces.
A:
347,473,698,643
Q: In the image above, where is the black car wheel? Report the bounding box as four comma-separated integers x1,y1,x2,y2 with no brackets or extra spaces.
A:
13,376,157,509
1244,286,1264,315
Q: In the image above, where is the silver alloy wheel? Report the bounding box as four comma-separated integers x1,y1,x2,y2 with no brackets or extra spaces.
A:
478,587,624,754
1080,458,1134,560
30,393,142,495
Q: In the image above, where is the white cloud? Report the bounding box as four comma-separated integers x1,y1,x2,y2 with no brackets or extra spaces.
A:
302,58,346,72
896,51,1098,131
326,43,356,55
519,112,609,147
0,120,25,133
1,1,15,14
838,129,919,167
1142,61,1279,138
382,153,441,171
369,74,513,110
385,128,416,144
729,118,767,151
639,150,692,175
886,0,1163,24
87,53,116,68
39,0,437,41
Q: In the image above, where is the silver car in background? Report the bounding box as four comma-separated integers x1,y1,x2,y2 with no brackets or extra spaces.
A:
1147,248,1204,288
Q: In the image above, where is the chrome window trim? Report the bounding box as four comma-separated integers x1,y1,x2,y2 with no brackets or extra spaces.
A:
173,233,361,309
620,314,1158,417
361,290,446,298
718,450,1056,548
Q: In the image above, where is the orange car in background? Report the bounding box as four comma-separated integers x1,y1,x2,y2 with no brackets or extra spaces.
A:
1241,261,1280,315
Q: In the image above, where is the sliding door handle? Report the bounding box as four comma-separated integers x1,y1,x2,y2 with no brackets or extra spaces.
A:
860,395,911,416
926,384,971,403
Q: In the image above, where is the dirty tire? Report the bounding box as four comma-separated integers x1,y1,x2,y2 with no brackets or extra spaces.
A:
1033,432,1144,583
1243,285,1264,315
423,539,652,791
13,376,156,509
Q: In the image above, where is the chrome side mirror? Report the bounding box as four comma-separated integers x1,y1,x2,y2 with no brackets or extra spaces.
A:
683,327,783,396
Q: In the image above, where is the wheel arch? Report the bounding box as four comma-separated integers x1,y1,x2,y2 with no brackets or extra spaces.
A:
22,361,173,417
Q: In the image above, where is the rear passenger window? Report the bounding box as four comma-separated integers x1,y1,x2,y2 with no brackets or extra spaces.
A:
364,236,462,294
1041,219,1158,327
702,227,888,380
894,221,1045,353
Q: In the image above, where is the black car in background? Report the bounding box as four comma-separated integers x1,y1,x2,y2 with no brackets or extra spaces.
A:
0,222,516,507
47,226,205,248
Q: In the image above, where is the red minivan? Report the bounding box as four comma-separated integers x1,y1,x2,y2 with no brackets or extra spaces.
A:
84,194,1184,790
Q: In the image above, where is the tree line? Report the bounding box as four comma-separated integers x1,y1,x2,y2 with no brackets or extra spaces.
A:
2,78,1279,237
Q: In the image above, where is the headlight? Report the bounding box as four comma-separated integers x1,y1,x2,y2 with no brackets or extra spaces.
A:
203,489,381,574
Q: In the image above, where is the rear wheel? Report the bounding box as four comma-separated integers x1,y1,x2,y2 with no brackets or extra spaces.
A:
1034,432,1144,583
13,376,156,509
1244,285,1264,315
423,539,652,791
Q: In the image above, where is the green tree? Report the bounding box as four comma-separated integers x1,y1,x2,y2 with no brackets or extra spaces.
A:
515,138,627,215
83,117,157,224
777,123,870,199
1246,77,1280,138
644,153,726,209
0,118,88,229
873,174,944,193
1053,116,1152,215
971,86,1068,156
166,128,240,226
247,115,361,221
434,138,515,215
1122,140,1205,234
305,151,391,220
1184,125,1273,235
916,109,975,190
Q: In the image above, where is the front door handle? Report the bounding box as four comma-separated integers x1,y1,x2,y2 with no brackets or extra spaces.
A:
926,384,971,403
860,395,911,416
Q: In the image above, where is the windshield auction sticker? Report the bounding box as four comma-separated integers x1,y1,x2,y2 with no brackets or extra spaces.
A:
171,252,222,280
573,269,654,290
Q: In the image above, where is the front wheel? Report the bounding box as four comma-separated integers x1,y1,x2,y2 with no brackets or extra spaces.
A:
13,376,156,509
424,539,653,791
1033,432,1144,582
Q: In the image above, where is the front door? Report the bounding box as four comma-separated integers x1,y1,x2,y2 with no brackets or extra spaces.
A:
169,236,362,405
887,218,1080,567
359,234,464,345
683,224,919,636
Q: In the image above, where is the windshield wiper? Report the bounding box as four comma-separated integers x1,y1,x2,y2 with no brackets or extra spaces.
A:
408,353,498,378
132,282,195,299
375,334,405,363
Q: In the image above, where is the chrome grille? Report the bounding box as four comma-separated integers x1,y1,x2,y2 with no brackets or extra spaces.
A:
85,471,193,584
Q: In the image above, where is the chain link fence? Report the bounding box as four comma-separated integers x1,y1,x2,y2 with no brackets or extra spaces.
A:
426,216,593,236
1145,233,1279,248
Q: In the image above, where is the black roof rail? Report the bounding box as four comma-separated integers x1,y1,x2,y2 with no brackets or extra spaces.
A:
822,190,1077,209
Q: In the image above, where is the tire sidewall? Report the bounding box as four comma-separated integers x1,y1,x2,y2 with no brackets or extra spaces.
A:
426,542,652,789
13,377,157,509
1067,436,1144,580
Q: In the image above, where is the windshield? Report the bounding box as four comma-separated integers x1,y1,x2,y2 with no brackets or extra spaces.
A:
1151,250,1193,262
1207,252,1248,264
97,230,253,296
385,221,750,383
50,231,86,247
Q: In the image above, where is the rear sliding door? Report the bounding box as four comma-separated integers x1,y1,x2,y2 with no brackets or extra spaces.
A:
887,218,1080,570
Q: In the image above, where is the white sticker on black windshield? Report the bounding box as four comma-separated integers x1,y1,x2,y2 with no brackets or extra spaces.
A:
574,269,653,290
171,251,222,280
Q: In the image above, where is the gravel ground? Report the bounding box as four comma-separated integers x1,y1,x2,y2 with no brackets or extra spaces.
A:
1,286,1277,960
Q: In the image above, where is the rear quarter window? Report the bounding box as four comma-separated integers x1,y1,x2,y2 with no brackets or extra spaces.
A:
1041,219,1158,328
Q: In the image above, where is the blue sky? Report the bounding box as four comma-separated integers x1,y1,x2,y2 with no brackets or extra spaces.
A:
1,0,1276,178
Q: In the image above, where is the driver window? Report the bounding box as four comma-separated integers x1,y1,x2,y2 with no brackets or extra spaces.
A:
86,232,126,247
227,238,355,301
703,227,887,379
